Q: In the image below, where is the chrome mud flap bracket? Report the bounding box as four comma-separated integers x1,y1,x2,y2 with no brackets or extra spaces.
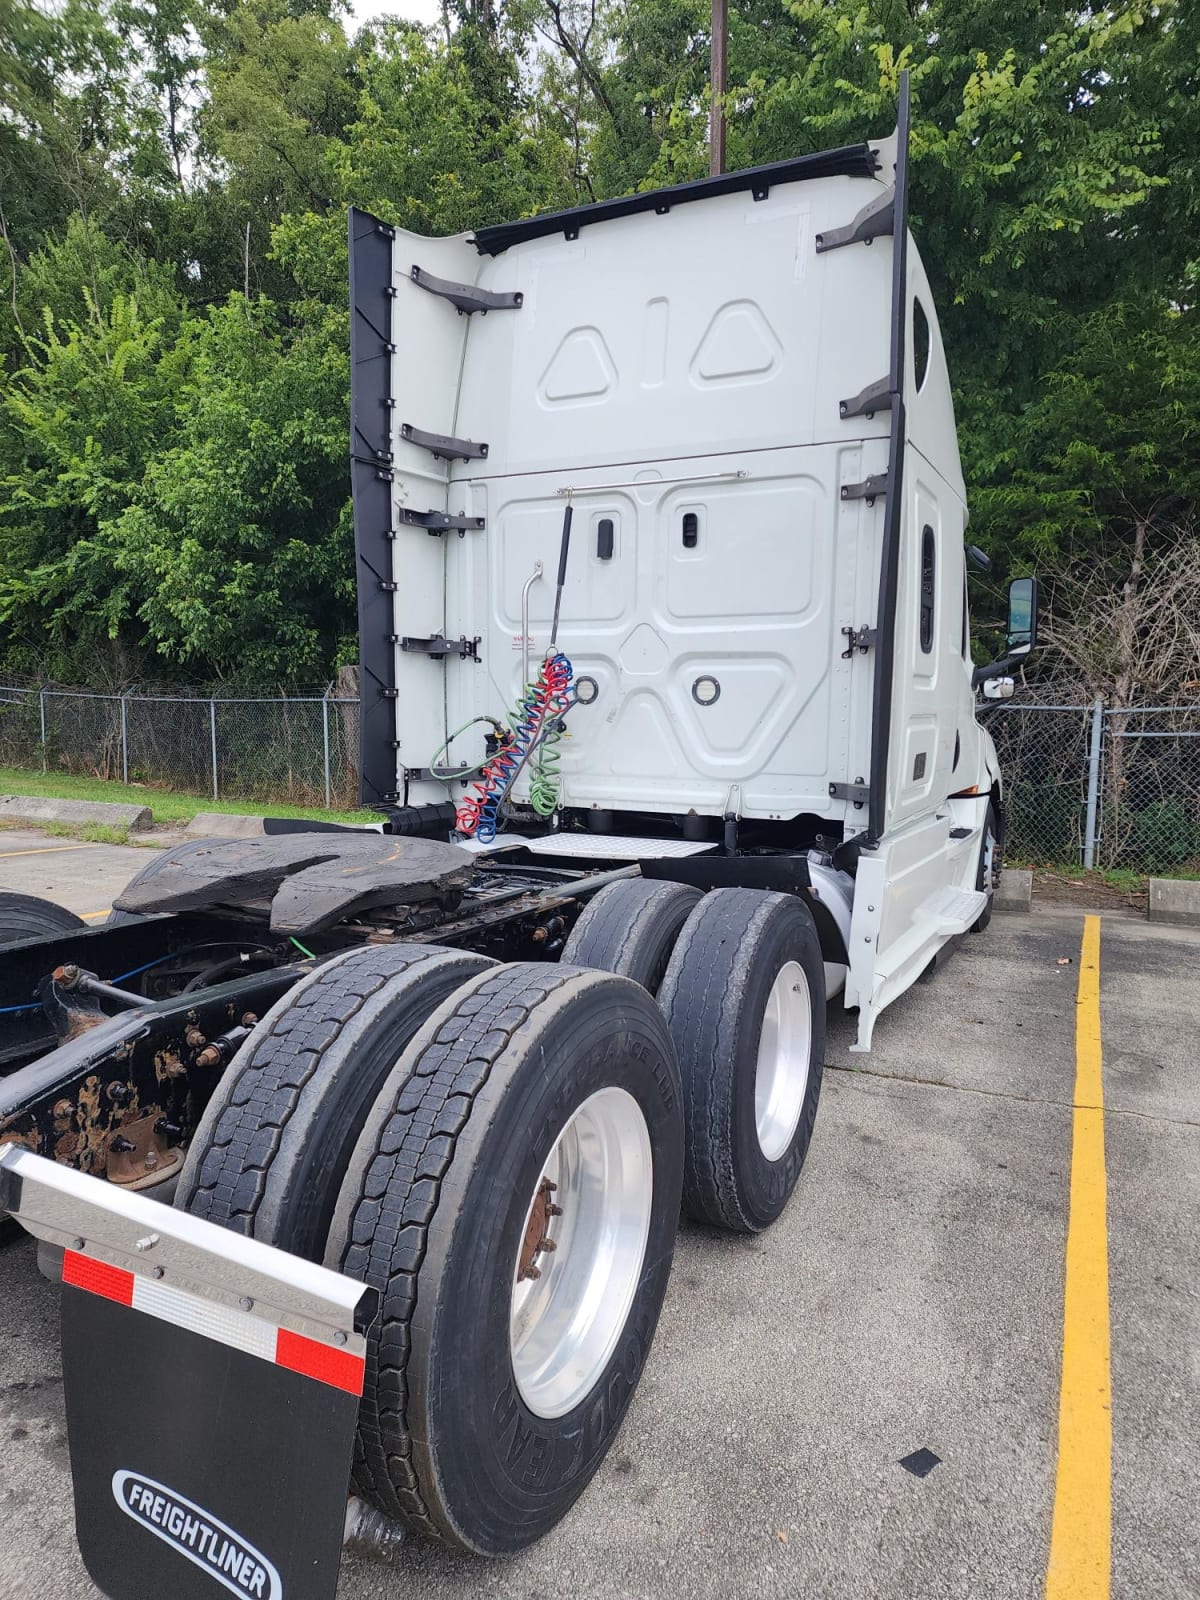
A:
0,1147,376,1600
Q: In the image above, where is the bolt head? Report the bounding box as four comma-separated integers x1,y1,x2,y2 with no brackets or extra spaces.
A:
333,1330,347,1347
72,1237,85,1251
239,1296,254,1311
151,1266,164,1280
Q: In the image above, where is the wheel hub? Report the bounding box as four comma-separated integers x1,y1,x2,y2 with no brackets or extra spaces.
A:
509,1087,653,1419
753,961,813,1163
517,1177,562,1282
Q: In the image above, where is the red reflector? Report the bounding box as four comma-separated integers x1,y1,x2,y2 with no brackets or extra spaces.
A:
62,1251,135,1307
275,1327,365,1396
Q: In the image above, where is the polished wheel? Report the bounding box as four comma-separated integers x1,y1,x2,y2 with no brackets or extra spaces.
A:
510,1086,653,1419
753,961,813,1162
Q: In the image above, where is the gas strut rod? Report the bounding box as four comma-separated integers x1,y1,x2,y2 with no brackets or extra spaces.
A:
549,503,573,651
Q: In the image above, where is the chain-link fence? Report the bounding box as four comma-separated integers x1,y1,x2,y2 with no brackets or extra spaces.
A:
0,686,361,810
2,682,1198,866
980,701,1200,873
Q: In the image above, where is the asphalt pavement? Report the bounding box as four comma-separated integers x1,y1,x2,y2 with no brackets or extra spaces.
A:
0,833,1196,1599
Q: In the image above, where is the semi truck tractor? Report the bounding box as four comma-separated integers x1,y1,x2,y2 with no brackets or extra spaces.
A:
0,78,1037,1599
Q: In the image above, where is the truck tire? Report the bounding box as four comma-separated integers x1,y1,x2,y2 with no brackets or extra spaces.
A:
658,887,824,1233
325,963,684,1554
0,891,85,946
175,944,493,1262
560,877,703,993
971,802,1000,932
107,839,215,924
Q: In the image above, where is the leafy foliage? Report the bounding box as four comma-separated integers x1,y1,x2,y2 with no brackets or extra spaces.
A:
0,0,1196,690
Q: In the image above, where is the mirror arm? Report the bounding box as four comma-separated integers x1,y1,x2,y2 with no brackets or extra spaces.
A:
972,651,1027,690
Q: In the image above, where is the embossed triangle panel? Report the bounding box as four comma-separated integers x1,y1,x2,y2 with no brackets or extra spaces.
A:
539,327,617,404
690,300,782,385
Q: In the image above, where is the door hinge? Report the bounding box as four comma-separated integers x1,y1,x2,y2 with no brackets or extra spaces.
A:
410,264,523,316
841,625,877,658
400,634,481,662
400,423,489,463
830,779,870,808
840,472,888,505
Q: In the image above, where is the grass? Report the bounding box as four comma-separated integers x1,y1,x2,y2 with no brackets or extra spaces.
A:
0,764,379,834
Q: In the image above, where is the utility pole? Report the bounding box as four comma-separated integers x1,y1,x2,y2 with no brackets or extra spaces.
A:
710,0,727,176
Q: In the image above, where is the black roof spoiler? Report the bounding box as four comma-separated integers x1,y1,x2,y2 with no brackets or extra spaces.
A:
471,142,881,256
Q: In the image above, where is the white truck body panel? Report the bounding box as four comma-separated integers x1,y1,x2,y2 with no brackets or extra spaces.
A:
350,134,1003,1049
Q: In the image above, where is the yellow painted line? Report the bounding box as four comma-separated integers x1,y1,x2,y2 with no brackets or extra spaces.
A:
1045,914,1111,1599
81,909,112,921
0,843,94,859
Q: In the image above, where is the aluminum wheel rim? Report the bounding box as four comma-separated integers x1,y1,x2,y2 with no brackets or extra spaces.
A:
510,1086,653,1420
754,961,812,1162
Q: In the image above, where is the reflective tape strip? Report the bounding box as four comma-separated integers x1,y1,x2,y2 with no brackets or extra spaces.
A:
61,1251,365,1397
275,1327,365,1395
132,1276,277,1363
62,1251,134,1306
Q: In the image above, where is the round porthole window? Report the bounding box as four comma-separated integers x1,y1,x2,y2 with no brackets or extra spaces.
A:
691,675,721,706
575,676,599,705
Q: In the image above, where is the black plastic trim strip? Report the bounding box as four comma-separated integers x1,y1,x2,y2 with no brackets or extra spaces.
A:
866,75,911,846
348,206,400,807
472,144,880,256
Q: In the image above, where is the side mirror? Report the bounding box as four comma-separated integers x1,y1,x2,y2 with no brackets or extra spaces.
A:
982,676,1014,701
1005,576,1039,654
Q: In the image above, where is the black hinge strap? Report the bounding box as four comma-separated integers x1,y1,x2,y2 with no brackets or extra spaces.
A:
841,625,877,658
398,508,485,534
400,634,481,661
839,375,893,421
400,423,489,463
840,472,888,505
815,185,895,254
410,265,523,315
829,779,870,806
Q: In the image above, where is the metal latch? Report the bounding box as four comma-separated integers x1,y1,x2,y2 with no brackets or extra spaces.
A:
400,423,489,463
840,473,888,505
410,264,523,316
830,779,869,808
841,625,877,658
400,635,481,662
398,508,485,535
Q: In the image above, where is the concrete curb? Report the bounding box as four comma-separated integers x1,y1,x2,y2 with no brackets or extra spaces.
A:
1148,877,1200,928
0,794,153,832
995,868,1032,913
184,812,267,839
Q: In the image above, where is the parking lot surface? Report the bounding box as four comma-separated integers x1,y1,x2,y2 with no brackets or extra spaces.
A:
1,833,1197,1599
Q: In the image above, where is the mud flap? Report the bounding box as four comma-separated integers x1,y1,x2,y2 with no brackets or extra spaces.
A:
0,1148,376,1600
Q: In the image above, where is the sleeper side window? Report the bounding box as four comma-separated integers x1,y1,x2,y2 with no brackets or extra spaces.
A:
920,525,936,654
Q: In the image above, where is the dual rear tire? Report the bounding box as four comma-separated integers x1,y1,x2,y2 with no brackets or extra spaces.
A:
176,945,683,1555
175,880,826,1553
